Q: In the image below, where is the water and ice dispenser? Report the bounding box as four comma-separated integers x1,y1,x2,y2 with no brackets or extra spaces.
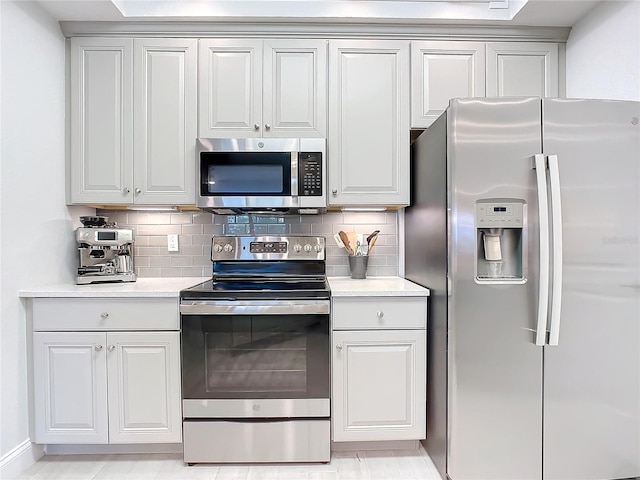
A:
475,199,525,282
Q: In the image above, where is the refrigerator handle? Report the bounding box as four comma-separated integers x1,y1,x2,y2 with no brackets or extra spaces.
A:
547,154,563,346
532,154,550,346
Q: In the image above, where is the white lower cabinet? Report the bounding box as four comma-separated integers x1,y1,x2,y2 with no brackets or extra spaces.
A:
32,299,182,445
331,297,427,442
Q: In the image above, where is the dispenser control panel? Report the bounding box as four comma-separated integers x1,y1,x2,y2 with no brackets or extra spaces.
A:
476,202,523,228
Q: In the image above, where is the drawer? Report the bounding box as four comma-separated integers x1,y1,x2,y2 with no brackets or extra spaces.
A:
332,297,426,330
32,297,179,331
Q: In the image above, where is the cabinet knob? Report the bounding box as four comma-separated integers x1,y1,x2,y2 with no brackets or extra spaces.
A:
94,344,103,351
135,188,142,194
100,312,109,320
377,311,384,319
108,345,116,352
264,123,271,130
254,123,260,130
332,189,338,195
336,344,343,351
123,187,130,194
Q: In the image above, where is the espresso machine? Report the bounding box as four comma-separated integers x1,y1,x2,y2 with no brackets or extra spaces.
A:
76,216,136,284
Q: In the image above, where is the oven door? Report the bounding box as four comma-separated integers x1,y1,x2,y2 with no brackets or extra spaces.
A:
180,300,330,418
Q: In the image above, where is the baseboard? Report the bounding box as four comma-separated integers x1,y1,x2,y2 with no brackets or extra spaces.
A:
0,440,44,480
43,443,182,455
331,440,419,452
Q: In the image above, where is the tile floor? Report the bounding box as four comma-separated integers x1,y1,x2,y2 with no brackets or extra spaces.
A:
14,445,443,480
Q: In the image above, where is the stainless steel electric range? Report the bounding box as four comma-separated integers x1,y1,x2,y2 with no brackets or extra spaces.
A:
180,235,330,464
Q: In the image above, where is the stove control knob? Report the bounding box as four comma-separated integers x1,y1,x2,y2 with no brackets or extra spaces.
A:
213,244,223,253
303,244,312,253
223,244,234,253
314,244,323,253
293,244,302,253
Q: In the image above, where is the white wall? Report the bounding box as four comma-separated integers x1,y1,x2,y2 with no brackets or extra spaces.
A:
566,0,640,100
0,1,91,473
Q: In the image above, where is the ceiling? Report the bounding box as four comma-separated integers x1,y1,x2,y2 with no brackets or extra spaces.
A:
35,0,602,26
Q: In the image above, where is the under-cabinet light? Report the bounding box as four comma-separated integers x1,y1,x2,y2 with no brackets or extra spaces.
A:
126,206,180,212
341,207,387,212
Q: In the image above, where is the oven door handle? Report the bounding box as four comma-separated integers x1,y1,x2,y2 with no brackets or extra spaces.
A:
180,300,330,315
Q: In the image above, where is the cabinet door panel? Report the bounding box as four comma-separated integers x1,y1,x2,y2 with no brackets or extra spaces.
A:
486,42,559,98
411,41,485,128
107,332,182,443
329,41,409,206
332,330,426,441
263,40,327,137
70,38,133,204
199,40,262,137
33,332,108,444
134,39,197,204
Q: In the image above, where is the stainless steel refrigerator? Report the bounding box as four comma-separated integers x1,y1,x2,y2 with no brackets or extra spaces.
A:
405,97,640,480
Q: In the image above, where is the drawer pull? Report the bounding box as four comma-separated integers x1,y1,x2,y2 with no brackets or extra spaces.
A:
100,312,109,320
377,311,384,319
94,344,103,351
336,344,343,352
108,345,116,352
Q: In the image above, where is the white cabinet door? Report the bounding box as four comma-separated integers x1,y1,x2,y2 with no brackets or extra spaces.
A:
107,332,182,444
332,330,426,442
329,40,410,207
486,42,559,98
199,39,263,137
70,38,134,204
199,39,327,138
133,39,197,205
411,41,485,128
33,332,109,444
263,40,327,137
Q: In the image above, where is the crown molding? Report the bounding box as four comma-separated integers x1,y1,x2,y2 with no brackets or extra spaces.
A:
59,21,571,42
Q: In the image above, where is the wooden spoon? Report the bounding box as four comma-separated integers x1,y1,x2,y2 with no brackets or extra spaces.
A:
338,231,355,255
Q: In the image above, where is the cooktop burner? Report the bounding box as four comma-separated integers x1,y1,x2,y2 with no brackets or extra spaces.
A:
180,277,330,300
180,235,330,301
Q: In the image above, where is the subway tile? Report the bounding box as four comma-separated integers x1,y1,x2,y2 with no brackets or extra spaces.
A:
156,225,182,235
147,236,167,247
179,245,204,256
193,255,213,266
136,246,162,256
160,267,183,277
170,256,193,267
134,236,150,246
192,212,214,224
310,223,332,234
290,224,312,234
182,224,204,235
192,234,213,246
149,256,171,267
170,213,192,224
203,224,225,235
178,235,193,246
267,224,287,234
137,267,161,277
134,256,150,267
137,225,161,235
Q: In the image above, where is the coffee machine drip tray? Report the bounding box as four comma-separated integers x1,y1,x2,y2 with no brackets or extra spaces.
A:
77,272,137,285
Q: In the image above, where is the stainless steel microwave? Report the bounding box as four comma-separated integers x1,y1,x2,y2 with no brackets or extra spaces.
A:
196,138,326,215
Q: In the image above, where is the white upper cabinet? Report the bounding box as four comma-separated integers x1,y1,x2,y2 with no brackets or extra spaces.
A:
411,41,486,128
69,37,197,205
328,40,410,207
199,39,327,138
486,42,559,98
133,38,197,205
70,38,134,204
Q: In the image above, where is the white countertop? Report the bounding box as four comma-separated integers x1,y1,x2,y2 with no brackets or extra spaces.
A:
20,276,430,298
328,276,430,297
18,277,207,298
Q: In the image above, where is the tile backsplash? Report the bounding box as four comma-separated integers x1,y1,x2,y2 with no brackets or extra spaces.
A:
97,210,399,278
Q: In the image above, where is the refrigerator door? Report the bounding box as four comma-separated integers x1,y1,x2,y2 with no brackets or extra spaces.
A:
447,98,544,479
542,99,640,480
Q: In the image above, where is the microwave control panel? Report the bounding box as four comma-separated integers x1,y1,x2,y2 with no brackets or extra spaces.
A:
299,153,323,196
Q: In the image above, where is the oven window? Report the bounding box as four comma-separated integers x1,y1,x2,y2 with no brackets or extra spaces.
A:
181,314,329,399
200,152,291,196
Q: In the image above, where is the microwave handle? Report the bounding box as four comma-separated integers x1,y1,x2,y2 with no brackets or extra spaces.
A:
291,153,298,197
